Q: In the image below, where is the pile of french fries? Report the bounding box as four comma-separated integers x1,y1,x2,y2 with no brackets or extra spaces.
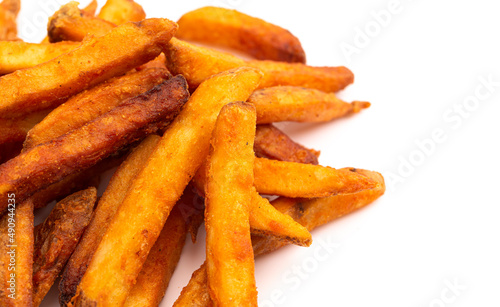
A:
0,0,386,306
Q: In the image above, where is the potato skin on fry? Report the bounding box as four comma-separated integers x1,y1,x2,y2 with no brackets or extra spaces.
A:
176,6,306,63
0,18,178,118
98,0,146,25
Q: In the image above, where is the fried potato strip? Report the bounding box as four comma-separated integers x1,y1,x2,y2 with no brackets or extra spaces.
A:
0,109,51,144
0,0,20,41
98,0,146,25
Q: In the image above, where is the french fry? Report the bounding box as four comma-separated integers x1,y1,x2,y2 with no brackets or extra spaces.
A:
249,86,371,123
72,67,262,306
0,75,189,212
59,135,161,307
82,0,98,16
176,6,306,63
0,18,178,118
24,67,171,149
0,198,33,307
165,38,354,92
32,188,96,307
0,41,79,75
98,0,146,25
255,124,320,164
205,102,258,306
173,264,210,307
0,109,51,144
47,1,116,43
123,205,188,307
0,0,19,41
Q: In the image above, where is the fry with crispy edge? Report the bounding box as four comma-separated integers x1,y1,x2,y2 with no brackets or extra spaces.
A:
33,188,96,307
176,6,305,63
0,18,178,118
0,76,189,212
0,199,33,307
0,0,20,41
59,135,161,307
24,67,171,149
165,38,353,92
72,67,262,307
0,41,79,75
173,169,385,306
249,86,371,123
205,102,258,306
98,0,146,25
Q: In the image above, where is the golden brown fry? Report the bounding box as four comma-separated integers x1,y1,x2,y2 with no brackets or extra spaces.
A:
33,188,96,307
82,0,98,16
0,18,178,118
173,264,210,307
98,0,146,25
0,0,19,15
0,0,20,41
0,41,79,75
59,135,161,307
47,1,116,43
73,67,262,307
123,205,188,307
205,102,258,306
0,109,51,144
0,76,189,212
255,124,319,164
249,86,370,123
0,199,33,307
165,38,354,92
136,53,167,71
24,67,171,149
176,6,305,63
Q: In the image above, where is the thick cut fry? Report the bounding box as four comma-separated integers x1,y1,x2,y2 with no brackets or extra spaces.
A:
205,102,258,306
123,206,188,307
73,67,262,307
0,76,189,212
0,41,79,75
48,2,116,43
59,135,161,307
0,199,33,307
255,124,319,164
176,6,305,63
165,38,354,92
0,18,178,118
249,86,371,123
32,188,96,307
24,67,171,149
0,109,51,144
98,0,146,25
0,0,19,41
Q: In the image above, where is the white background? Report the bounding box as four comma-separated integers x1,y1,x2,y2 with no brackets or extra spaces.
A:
15,0,500,306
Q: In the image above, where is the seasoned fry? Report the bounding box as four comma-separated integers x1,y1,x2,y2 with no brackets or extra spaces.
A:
165,38,354,92
0,109,51,144
33,188,96,307
0,0,19,41
123,206,188,307
0,18,178,118
176,6,305,63
0,41,79,75
48,2,116,43
0,199,33,307
73,67,262,306
59,135,161,307
0,76,189,212
24,67,171,149
249,86,371,123
172,264,210,307
255,124,319,164
98,0,146,25
205,102,258,306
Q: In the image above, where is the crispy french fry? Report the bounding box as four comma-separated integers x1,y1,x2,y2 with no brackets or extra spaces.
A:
173,264,210,307
0,41,79,75
0,198,33,307
73,67,262,306
249,86,371,123
82,0,98,16
255,124,319,164
0,0,19,41
0,76,189,212
176,6,305,63
0,0,19,15
0,109,51,144
98,0,146,25
205,102,258,306
32,188,96,307
59,135,161,307
123,205,188,307
165,38,354,92
47,2,116,43
0,18,178,118
24,67,171,149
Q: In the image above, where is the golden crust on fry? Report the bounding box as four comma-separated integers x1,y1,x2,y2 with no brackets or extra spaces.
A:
173,264,211,307
98,0,146,25
176,6,305,63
